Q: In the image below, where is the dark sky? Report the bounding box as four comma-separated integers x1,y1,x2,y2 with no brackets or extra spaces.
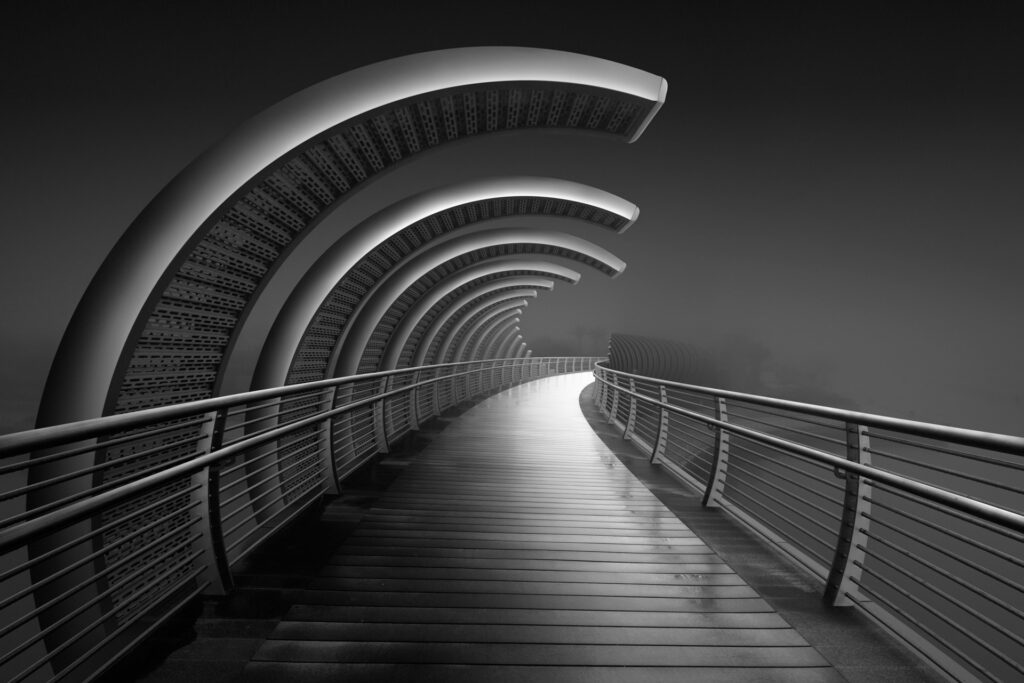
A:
1,3,1021,434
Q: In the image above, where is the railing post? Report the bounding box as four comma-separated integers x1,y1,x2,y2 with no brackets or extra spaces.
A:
650,385,670,464
319,386,341,494
408,370,421,430
607,372,620,425
372,376,390,453
461,363,472,402
432,368,443,416
702,397,730,508
623,378,638,441
824,423,872,606
192,409,232,595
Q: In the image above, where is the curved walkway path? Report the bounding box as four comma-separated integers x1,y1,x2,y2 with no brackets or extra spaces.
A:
244,372,841,682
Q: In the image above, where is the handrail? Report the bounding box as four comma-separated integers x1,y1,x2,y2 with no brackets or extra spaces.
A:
593,360,1024,683
593,368,1024,534
0,358,542,457
595,361,1024,456
0,365,478,554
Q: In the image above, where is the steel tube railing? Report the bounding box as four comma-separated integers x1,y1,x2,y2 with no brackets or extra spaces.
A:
0,356,600,683
594,360,1024,683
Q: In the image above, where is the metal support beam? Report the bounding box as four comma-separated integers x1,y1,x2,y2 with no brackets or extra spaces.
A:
702,398,730,508
824,423,872,607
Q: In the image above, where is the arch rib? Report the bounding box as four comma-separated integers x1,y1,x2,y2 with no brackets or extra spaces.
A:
41,48,664,425
405,287,540,368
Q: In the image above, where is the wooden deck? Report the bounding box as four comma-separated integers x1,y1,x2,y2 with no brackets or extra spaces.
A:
244,373,842,682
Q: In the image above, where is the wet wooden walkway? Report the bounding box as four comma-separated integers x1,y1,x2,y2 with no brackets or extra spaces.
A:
244,373,841,682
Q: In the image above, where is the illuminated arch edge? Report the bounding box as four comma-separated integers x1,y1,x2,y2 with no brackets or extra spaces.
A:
40,47,664,425
471,315,522,362
255,176,636,389
451,305,526,362
330,229,624,377
486,321,524,361
494,329,525,360
408,286,540,368
338,259,580,376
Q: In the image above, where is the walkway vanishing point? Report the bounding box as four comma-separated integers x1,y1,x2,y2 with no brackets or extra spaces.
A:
136,373,935,683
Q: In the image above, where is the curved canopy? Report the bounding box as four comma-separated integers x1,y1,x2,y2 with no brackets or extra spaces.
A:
257,177,636,388
406,288,537,368
329,229,623,376
39,47,665,425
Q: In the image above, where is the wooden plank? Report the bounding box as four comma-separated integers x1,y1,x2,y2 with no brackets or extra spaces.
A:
305,578,759,598
269,622,812,646
242,662,845,683
331,546,720,561
319,566,743,583
327,557,730,571
296,590,775,612
253,641,830,666
282,605,793,628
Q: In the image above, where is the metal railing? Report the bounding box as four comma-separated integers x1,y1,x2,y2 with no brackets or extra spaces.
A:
0,356,601,683
593,361,1024,683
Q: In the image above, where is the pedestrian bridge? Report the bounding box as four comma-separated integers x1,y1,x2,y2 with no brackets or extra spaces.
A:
1,46,1022,682
2,359,1022,682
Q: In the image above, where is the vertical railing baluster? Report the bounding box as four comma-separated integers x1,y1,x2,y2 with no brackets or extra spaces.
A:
372,376,390,453
408,370,420,431
702,397,730,507
824,423,872,606
192,409,232,595
623,378,638,441
650,385,670,464
432,368,443,416
318,386,340,494
607,372,620,425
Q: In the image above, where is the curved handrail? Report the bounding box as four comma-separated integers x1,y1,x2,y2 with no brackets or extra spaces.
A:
594,360,1024,682
596,361,1024,456
594,365,1024,533
0,364,481,553
0,358,547,457
0,355,602,683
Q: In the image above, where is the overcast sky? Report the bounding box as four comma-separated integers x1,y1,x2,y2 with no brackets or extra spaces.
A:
0,3,1021,434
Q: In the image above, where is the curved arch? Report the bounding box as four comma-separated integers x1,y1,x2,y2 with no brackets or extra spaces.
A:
407,287,539,368
255,176,637,389
41,48,665,426
23,49,665,672
474,318,522,361
391,288,536,370
465,315,519,363
333,228,624,376
453,307,525,362
373,230,623,371
337,258,577,372
517,343,530,359
497,332,525,360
